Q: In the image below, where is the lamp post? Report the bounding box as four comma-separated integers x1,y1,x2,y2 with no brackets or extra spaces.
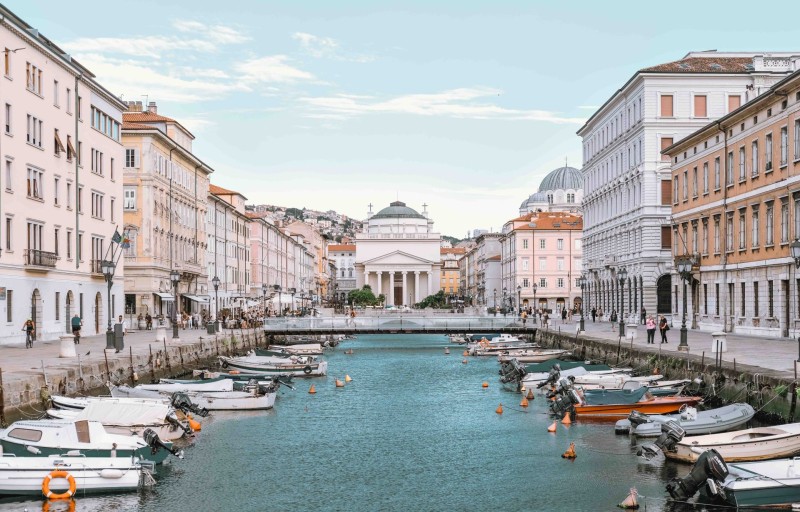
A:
791,240,800,361
617,267,627,338
493,289,498,316
578,274,586,333
261,283,268,326
100,259,116,349
502,286,508,316
517,284,522,315
675,255,694,352
170,269,181,339
273,284,282,317
289,287,296,316
212,276,220,331
532,283,538,312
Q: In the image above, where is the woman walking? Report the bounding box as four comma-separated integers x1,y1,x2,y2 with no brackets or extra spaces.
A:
645,315,656,344
658,315,669,344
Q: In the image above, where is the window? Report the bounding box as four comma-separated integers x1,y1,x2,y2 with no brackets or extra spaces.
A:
5,289,11,322
521,258,529,271
66,230,72,259
26,167,43,200
26,114,42,148
91,149,103,175
66,182,71,209
66,88,71,114
3,48,9,77
738,211,746,250
91,192,103,219
125,148,138,168
77,141,82,166
703,162,709,193
692,167,698,197
751,208,759,247
4,103,10,134
692,223,698,253
77,186,83,213
660,94,674,117
66,135,75,161
522,239,528,249
53,80,59,107
539,257,546,270
557,238,563,250
123,188,136,210
781,126,788,166
522,278,529,288
795,120,800,161
4,216,10,250
661,226,671,249
110,198,115,223
728,95,741,113
726,214,734,252
110,158,115,180
694,95,707,117
741,282,746,316
768,280,774,318
782,201,789,243
557,257,564,270
557,278,564,288
54,228,59,256
4,159,9,192
539,277,547,288
671,178,678,205
713,157,720,190
766,203,774,245
53,177,59,206
714,217,720,253
660,137,673,161
726,152,734,185
702,220,708,254
796,198,800,240
682,170,688,201
765,133,773,171
25,62,42,95
55,291,60,321
539,239,545,249
754,282,760,317
752,140,759,177
739,147,746,180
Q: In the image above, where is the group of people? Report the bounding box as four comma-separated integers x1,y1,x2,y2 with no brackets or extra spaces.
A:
588,306,671,343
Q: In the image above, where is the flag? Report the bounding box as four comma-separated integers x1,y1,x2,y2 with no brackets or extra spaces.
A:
111,229,122,244
121,236,131,249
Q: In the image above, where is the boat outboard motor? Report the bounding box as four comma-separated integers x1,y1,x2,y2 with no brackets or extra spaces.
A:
639,420,686,460
170,392,209,418
666,449,728,502
142,428,185,459
165,411,192,435
627,410,651,428
537,365,562,389
551,389,581,415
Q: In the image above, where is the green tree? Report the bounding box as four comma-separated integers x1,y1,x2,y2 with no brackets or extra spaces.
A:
416,290,448,309
348,285,382,306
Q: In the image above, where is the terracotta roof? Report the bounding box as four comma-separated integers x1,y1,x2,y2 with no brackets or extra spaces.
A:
210,184,247,200
486,255,502,261
511,211,583,230
122,111,196,139
328,244,356,252
441,247,466,255
122,121,156,130
246,212,269,219
640,57,754,74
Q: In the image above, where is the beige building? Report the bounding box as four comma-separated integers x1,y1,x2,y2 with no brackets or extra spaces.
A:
440,247,465,296
122,102,213,321
285,219,328,304
0,6,126,345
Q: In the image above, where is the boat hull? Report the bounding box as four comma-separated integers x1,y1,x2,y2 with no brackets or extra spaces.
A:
219,357,328,377
45,409,185,441
667,424,800,463
716,459,800,508
573,396,702,419
497,350,567,363
110,386,277,411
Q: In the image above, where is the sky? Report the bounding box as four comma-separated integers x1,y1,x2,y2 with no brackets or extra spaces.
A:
10,1,800,237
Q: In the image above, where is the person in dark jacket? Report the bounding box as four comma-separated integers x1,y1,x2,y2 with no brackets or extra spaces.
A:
659,316,669,343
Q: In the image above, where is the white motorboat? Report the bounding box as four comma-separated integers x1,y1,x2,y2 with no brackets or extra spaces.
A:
497,349,568,363
0,454,152,496
571,373,664,390
520,365,632,389
616,402,754,437
265,343,323,355
137,379,234,393
109,384,277,411
665,422,800,463
219,354,328,376
51,395,168,411
46,400,191,441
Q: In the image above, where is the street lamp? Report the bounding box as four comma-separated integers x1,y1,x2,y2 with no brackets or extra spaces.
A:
273,284,282,316
502,286,508,316
100,259,116,350
578,274,586,333
791,240,800,361
493,289,498,316
170,269,181,339
261,283,268,326
532,283,538,312
675,255,694,352
517,284,522,315
289,287,296,316
617,267,627,338
212,276,220,331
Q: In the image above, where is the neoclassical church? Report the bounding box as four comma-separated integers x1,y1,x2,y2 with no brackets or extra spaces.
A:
519,165,584,215
354,201,441,306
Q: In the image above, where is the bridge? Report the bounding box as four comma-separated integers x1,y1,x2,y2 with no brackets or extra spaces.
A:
261,315,542,335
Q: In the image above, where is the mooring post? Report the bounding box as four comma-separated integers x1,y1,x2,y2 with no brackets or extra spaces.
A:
701,351,705,367
163,339,171,371
179,346,184,369
41,360,48,387
103,351,111,383
0,368,6,428
790,382,798,422
149,344,156,382
129,347,135,385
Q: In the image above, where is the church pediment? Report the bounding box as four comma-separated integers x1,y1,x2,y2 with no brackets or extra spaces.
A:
362,251,434,265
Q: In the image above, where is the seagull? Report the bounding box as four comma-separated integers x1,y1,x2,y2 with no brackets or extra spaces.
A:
85,351,91,356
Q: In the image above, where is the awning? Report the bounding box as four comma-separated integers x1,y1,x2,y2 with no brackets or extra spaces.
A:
184,294,211,304
155,292,175,301
54,130,66,153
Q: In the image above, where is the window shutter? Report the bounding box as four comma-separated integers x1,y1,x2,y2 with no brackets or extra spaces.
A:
694,95,707,117
661,179,672,205
661,226,672,249
660,137,674,161
660,95,674,117
728,95,741,113
134,149,139,169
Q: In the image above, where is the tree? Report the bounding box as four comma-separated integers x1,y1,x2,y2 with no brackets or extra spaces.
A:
416,290,448,309
348,285,382,306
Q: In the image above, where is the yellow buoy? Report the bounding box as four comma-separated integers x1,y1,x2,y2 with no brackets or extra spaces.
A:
562,412,572,425
187,414,201,432
335,379,344,388
462,358,468,364
496,403,504,414
482,381,489,388
526,389,534,400
308,384,316,394
547,421,557,433
345,374,352,383
561,442,577,459
520,396,529,407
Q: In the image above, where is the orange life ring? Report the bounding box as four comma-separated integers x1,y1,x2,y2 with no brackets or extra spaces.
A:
41,469,77,500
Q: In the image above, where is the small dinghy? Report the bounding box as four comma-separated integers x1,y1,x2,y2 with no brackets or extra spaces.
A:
616,403,755,437
109,384,277,411
657,422,800,463
219,354,328,377
496,349,568,363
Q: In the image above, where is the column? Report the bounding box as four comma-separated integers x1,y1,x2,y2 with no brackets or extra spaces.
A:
401,271,407,306
427,270,433,297
414,271,420,303
388,271,395,305
364,270,369,290
377,271,382,296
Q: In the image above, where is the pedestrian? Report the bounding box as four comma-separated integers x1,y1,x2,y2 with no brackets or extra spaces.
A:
561,307,567,324
71,314,82,344
114,316,126,353
659,316,669,343
145,313,152,330
21,319,35,348
591,307,596,323
521,310,528,326
117,315,128,334
610,309,618,331
641,308,647,325
645,315,656,344
543,311,550,328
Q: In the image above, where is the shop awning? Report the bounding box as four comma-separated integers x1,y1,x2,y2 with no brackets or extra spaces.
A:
184,294,211,304
155,292,175,301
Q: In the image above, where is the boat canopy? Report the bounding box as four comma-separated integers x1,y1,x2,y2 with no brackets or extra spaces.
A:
74,401,170,425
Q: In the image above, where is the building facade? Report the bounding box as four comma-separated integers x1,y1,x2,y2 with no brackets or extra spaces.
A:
328,244,356,302
0,7,127,345
666,67,800,337
122,102,213,322
207,184,251,318
518,165,583,215
355,201,441,305
579,52,799,324
440,247,465,296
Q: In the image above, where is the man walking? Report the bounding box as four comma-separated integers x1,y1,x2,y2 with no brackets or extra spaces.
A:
71,314,82,344
591,307,596,323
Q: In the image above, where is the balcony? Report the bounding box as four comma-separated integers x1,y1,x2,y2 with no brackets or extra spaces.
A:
90,259,103,275
24,249,58,269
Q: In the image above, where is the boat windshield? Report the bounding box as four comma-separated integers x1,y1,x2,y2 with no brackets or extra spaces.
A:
7,428,42,442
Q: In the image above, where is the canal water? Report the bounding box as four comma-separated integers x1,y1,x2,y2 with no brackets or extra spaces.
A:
1,334,720,512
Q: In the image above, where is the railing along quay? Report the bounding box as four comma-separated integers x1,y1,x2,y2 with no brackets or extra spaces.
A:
261,315,539,335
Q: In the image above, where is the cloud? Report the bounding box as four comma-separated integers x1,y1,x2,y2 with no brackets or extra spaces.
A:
300,87,586,123
172,20,251,44
292,32,374,63
233,55,317,84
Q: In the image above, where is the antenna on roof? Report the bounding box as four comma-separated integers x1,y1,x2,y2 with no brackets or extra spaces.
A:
565,156,568,168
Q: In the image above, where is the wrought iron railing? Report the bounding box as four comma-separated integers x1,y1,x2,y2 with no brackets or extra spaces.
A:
24,249,58,268
90,259,103,274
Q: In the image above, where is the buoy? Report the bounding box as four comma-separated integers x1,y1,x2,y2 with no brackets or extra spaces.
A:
345,374,352,383
561,442,577,459
520,396,529,407
495,403,503,414
482,381,489,388
617,488,639,509
187,414,201,432
520,385,526,392
526,389,534,400
308,384,316,394
444,347,450,354
652,367,659,375
547,421,557,433
133,372,139,381
462,359,468,364
562,412,572,425
462,350,469,357
335,379,344,388
229,370,240,375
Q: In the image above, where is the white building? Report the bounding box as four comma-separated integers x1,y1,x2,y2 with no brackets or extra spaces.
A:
579,51,799,322
355,201,441,305
518,165,583,215
0,6,127,345
207,184,251,318
328,244,356,302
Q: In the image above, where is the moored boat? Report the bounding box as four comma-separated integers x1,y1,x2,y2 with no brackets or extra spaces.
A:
219,354,328,376
496,349,567,363
137,379,234,393
262,343,323,356
665,423,800,463
615,402,755,437
551,386,702,419
109,384,278,411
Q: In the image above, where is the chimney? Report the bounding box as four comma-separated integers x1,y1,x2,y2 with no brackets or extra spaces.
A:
147,102,158,114
125,101,144,113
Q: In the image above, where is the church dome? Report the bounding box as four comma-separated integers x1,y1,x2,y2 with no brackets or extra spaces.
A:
538,166,582,192
372,201,425,220
519,192,548,208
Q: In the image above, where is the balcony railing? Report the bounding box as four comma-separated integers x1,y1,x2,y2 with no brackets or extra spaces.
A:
90,259,103,274
24,249,58,268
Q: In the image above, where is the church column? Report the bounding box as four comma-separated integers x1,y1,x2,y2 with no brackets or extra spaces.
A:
414,271,420,303
427,270,433,297
364,270,370,290
388,271,395,305
377,271,382,296
402,271,408,306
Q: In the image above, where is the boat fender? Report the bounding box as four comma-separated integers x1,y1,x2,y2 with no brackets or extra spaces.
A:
303,365,312,375
42,470,77,499
100,468,124,479
561,442,577,459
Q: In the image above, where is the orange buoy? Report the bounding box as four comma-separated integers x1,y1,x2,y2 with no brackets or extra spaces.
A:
229,370,240,375
462,350,469,357
482,381,489,388
462,358,468,364
187,414,201,432
547,421,557,433
561,442,577,459
618,488,639,509
526,389,534,400
495,403,503,414
345,374,352,383
520,396,529,407
335,379,344,388
309,384,316,394
561,412,572,425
